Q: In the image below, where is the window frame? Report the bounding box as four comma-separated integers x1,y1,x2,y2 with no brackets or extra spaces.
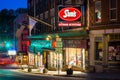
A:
94,37,103,61
109,0,117,21
94,1,102,23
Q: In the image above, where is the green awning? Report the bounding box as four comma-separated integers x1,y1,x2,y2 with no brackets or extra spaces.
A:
28,40,52,54
28,30,88,39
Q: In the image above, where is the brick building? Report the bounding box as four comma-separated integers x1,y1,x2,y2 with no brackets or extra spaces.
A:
14,14,29,64
89,0,120,72
27,0,120,72
27,0,89,71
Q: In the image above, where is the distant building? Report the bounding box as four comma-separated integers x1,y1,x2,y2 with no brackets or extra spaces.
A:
14,13,29,56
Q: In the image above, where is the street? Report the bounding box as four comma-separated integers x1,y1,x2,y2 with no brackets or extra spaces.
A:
0,66,85,80
0,64,120,80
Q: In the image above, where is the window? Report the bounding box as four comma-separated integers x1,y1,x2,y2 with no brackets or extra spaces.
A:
108,34,120,61
95,1,101,23
51,17,55,31
45,0,48,11
75,0,84,4
109,0,117,20
94,37,103,61
22,34,28,40
58,0,63,5
36,2,39,16
108,42,120,61
51,0,54,8
39,0,42,14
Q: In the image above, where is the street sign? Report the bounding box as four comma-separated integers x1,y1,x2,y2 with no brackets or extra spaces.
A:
55,38,63,54
55,47,62,53
56,41,63,47
38,52,40,56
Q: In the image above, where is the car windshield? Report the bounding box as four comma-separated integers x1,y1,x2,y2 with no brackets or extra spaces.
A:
0,54,9,58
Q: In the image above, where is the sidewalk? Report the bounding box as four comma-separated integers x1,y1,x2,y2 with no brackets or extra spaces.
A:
18,68,84,75
17,68,120,80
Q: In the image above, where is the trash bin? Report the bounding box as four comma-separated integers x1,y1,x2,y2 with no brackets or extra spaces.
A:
66,68,73,75
28,67,32,72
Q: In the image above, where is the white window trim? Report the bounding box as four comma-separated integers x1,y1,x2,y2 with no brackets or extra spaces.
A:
109,0,117,21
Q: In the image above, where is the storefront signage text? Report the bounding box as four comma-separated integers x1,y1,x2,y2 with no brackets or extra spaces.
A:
64,40,87,48
58,7,81,21
58,6,82,27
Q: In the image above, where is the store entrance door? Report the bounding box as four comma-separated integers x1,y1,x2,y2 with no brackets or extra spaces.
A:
43,51,49,68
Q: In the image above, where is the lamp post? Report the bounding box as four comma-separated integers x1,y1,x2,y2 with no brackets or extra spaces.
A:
34,46,36,68
56,37,62,75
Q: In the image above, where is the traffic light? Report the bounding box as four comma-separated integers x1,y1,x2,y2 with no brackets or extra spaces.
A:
4,41,12,48
0,41,13,52
5,42,11,48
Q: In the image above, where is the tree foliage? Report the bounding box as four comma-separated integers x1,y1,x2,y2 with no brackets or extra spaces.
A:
0,8,27,52
0,8,27,35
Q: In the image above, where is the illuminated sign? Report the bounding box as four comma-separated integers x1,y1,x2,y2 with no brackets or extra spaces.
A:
58,6,83,27
58,7,81,21
58,22,82,27
8,50,16,55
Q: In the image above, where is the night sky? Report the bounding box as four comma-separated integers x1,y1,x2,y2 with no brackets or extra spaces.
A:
0,0,27,10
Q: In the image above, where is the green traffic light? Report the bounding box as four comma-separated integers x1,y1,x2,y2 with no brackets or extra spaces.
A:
6,42,10,48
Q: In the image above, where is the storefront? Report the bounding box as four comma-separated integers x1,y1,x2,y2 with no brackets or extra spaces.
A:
89,29,120,72
63,39,88,70
28,39,60,70
107,34,120,61
28,30,88,70
42,50,59,70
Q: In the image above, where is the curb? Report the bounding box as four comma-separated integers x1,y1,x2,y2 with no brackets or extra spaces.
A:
16,69,120,80
17,69,55,76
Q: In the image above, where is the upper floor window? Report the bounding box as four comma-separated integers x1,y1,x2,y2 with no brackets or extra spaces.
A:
109,0,117,20
95,1,101,23
51,0,54,8
31,0,34,7
39,0,42,14
36,0,39,3
75,0,84,5
45,0,49,11
58,0,63,5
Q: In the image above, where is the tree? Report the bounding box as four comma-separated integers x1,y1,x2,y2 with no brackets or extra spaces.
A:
0,8,27,52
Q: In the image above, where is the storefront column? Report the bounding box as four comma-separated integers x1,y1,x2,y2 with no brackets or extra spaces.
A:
89,34,95,66
103,34,108,66
40,54,43,66
82,49,85,70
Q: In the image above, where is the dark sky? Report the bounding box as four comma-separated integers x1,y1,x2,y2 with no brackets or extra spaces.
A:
0,0,27,10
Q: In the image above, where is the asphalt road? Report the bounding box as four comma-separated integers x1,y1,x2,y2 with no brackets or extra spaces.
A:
0,65,86,80
1,64,120,80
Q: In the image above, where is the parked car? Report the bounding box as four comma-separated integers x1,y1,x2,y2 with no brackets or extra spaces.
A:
0,54,14,65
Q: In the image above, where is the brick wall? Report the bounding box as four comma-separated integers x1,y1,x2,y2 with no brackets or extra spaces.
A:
89,0,120,30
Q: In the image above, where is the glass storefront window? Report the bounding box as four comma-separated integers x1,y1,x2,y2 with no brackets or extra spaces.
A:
95,42,103,61
108,41,120,61
65,48,82,67
28,53,35,66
